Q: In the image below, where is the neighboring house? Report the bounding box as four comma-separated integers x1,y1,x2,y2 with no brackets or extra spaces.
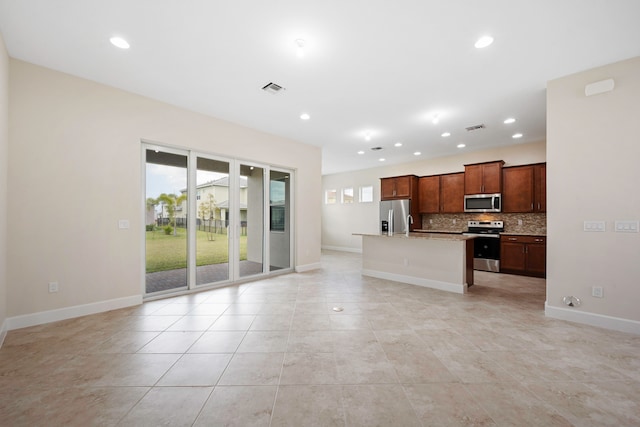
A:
172,176,249,231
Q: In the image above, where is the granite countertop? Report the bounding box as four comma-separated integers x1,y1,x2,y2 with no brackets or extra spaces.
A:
412,229,463,234
414,229,547,237
354,232,475,242
500,232,547,237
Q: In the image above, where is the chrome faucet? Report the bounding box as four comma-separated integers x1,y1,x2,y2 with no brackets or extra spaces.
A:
406,214,413,237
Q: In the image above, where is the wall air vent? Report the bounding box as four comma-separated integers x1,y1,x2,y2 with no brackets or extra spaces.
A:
465,124,486,132
370,147,383,151
262,82,285,94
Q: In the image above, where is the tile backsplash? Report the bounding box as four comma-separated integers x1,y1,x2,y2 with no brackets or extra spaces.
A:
420,212,546,235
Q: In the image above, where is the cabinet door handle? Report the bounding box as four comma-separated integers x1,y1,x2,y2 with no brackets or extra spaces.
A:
509,237,517,241
522,246,526,253
538,203,541,210
531,203,534,210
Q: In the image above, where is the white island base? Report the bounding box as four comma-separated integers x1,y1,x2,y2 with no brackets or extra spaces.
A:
358,233,475,294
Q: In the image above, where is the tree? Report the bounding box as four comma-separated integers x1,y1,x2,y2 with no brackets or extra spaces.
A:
156,193,187,236
203,193,217,241
146,197,158,234
197,193,218,240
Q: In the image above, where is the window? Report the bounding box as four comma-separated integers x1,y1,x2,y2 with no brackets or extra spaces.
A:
359,185,373,203
325,189,337,204
342,187,354,204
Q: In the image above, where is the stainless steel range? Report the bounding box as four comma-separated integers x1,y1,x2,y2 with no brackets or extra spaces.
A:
463,220,504,272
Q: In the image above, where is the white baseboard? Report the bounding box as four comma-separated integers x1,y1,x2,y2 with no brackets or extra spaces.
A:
295,262,322,273
545,302,640,335
362,269,467,294
6,295,142,331
321,245,362,253
0,318,7,348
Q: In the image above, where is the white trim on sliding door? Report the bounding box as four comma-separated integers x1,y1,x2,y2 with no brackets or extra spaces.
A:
229,160,239,281
187,151,197,290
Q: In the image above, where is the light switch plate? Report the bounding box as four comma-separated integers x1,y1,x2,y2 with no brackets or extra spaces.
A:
614,220,639,233
118,219,130,229
584,221,605,232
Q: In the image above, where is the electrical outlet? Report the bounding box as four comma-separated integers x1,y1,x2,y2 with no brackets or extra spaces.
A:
48,282,59,293
592,286,603,298
453,219,456,225
517,219,523,226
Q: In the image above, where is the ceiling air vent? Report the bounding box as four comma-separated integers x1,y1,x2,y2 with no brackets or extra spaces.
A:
465,124,486,132
262,82,285,94
370,147,383,151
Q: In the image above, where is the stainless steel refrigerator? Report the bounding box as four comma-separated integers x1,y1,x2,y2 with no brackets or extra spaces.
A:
380,199,412,235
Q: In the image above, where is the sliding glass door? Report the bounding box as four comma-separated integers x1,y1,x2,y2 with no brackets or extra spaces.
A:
270,169,291,271
195,156,231,286
145,148,189,294
143,143,294,297
239,163,265,278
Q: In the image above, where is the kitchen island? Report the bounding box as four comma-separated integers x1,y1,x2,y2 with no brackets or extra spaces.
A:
355,233,475,294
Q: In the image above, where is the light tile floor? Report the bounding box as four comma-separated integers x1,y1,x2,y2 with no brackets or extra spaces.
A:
1,250,639,426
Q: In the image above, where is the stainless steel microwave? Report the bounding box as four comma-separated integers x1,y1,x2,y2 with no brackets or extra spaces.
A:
464,193,501,213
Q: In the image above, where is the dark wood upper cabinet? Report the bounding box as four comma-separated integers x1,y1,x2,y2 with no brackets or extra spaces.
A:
418,173,464,214
535,163,546,212
502,163,546,213
418,176,440,213
440,173,465,213
381,175,418,200
464,160,504,194
380,178,396,200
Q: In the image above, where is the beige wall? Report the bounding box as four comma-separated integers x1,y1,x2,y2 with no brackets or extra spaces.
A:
0,34,8,337
7,59,321,319
547,56,640,327
322,140,546,251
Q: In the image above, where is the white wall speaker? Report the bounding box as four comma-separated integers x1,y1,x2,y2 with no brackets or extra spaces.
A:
585,78,615,96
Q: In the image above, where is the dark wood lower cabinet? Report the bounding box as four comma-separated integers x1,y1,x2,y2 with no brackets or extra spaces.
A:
500,235,546,278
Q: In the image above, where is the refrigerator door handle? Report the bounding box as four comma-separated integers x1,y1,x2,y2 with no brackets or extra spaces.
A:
388,209,393,236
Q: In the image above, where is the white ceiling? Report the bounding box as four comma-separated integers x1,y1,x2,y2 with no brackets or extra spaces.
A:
1,1,639,175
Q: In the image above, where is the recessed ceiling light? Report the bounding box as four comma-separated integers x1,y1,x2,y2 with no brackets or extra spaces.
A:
474,36,494,49
357,150,365,155
300,113,310,120
432,114,440,124
414,152,421,156
504,117,516,124
379,158,386,162
364,132,372,141
457,143,466,148
110,36,130,49
512,133,523,139
394,142,402,147
441,132,451,137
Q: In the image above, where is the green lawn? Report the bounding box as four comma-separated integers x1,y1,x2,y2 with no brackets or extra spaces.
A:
146,228,247,273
